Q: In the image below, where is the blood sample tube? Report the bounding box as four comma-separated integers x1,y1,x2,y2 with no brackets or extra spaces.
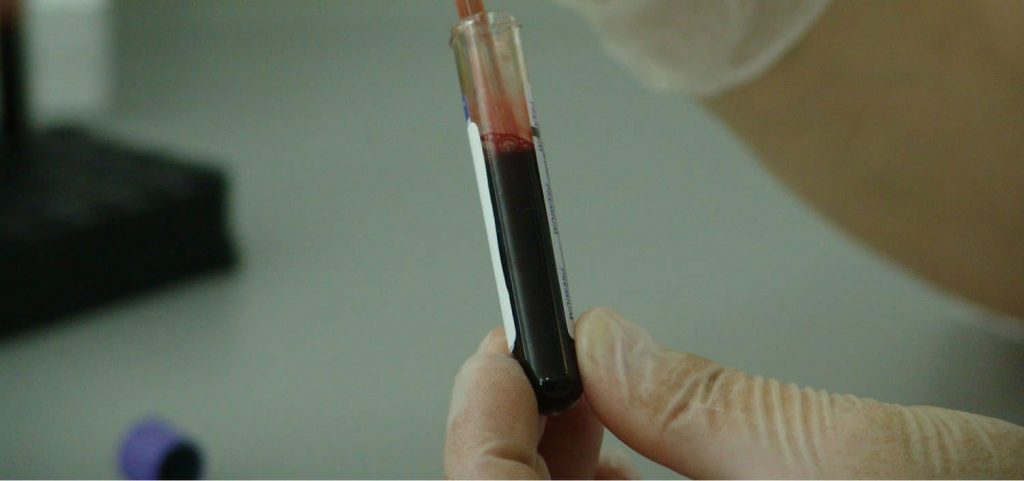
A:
450,0,581,414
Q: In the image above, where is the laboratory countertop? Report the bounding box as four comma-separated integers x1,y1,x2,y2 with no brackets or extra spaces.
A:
2,1,1021,478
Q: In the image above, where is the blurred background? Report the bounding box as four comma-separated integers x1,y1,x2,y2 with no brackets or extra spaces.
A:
1,0,1022,478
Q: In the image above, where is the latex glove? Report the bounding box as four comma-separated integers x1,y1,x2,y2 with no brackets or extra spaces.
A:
553,0,831,96
445,308,1024,479
444,327,638,479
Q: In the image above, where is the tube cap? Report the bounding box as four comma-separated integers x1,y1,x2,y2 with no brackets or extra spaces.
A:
119,418,203,480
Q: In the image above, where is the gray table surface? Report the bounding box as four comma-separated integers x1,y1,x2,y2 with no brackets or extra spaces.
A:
2,1,1021,478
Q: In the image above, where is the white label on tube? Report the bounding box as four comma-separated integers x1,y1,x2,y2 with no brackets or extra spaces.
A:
525,83,575,338
468,121,517,350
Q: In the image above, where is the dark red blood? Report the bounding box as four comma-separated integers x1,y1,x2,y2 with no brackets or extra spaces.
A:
481,142,581,414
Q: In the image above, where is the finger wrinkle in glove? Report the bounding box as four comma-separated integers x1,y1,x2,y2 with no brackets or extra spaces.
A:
554,0,833,96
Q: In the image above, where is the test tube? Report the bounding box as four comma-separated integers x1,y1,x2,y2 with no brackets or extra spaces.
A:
450,2,581,414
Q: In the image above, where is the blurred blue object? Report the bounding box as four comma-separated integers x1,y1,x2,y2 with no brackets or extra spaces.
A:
119,418,203,480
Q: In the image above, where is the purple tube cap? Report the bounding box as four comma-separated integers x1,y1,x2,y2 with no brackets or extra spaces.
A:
119,418,203,480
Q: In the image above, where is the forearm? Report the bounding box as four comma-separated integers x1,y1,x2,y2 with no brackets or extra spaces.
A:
706,0,1024,318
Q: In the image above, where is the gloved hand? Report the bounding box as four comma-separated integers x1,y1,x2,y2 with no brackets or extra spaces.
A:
444,308,1024,479
553,0,832,96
